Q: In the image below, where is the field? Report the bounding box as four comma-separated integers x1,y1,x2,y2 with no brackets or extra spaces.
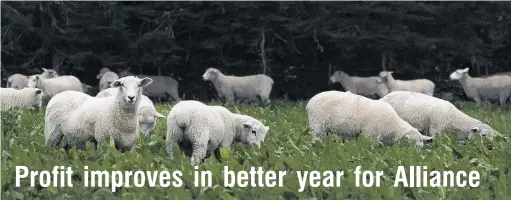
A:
1,100,510,199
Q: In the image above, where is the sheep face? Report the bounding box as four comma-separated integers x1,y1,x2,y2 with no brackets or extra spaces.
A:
112,76,153,104
377,71,393,83
329,71,346,83
26,75,40,88
403,129,433,147
241,119,270,148
466,124,495,141
202,68,219,81
23,88,43,109
449,68,469,80
138,107,165,136
41,68,58,78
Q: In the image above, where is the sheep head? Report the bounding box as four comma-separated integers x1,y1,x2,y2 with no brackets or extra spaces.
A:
241,118,270,149
112,76,153,104
449,68,469,81
329,71,347,83
202,68,220,81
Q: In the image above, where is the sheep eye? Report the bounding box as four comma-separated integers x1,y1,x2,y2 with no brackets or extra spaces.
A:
251,130,257,135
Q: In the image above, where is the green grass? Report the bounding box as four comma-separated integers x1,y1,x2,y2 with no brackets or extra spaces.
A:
1,100,510,200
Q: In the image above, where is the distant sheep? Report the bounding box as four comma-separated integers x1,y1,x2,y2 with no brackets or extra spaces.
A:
202,68,274,105
166,100,270,165
377,71,436,96
329,70,389,98
96,87,166,136
1,87,43,112
306,91,432,147
118,68,181,103
380,91,499,141
44,76,153,152
450,68,511,105
6,68,58,89
27,75,83,105
96,71,119,91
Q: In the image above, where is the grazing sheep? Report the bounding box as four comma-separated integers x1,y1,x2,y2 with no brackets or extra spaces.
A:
329,70,389,98
450,68,511,105
166,100,270,165
377,71,436,96
202,68,274,105
380,91,499,141
6,68,58,89
96,71,119,91
306,91,432,147
44,76,153,152
118,68,181,103
1,87,43,112
26,75,83,105
96,88,166,136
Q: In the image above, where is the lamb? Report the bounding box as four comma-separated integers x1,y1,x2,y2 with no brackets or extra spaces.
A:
381,91,500,141
1,87,43,112
329,70,389,98
202,68,274,105
6,68,58,89
118,67,181,102
96,87,166,136
96,71,119,91
26,75,83,105
377,71,436,96
44,76,153,152
305,91,433,147
449,68,511,105
165,100,270,165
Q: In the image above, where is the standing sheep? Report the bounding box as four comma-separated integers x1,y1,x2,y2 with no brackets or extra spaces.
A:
377,71,436,96
26,75,83,105
449,68,511,105
118,68,181,103
1,87,43,112
96,71,119,91
306,91,432,147
329,70,389,98
96,87,166,136
166,100,270,165
380,91,499,141
202,68,274,105
6,68,58,89
44,76,153,152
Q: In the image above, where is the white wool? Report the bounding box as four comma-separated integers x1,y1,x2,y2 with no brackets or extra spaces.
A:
1,87,43,112
330,70,389,98
202,68,274,105
26,75,83,104
449,68,511,105
97,71,120,91
166,100,269,165
378,71,435,96
306,91,432,147
380,91,500,141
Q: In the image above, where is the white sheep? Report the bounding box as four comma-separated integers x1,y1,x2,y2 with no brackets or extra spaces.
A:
329,70,389,98
6,68,58,89
449,68,511,105
96,87,166,136
306,91,432,147
1,87,43,112
166,100,270,165
380,91,500,141
202,68,274,105
377,71,436,96
118,68,181,102
44,76,153,152
26,74,83,104
96,71,119,91
99,67,111,75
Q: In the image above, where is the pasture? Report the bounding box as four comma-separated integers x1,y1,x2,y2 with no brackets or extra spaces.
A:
1,101,510,199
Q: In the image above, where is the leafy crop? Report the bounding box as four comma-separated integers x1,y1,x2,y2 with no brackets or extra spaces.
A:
1,101,510,199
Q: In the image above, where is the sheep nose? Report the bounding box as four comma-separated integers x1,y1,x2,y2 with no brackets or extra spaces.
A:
127,96,135,101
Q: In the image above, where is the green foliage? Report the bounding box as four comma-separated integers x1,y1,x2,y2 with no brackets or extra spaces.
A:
2,101,510,199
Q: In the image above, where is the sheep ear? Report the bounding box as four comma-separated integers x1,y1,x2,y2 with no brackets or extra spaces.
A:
111,80,122,87
243,121,252,128
421,135,433,141
376,77,382,83
35,89,42,95
139,77,153,87
96,73,104,79
463,68,469,72
155,112,166,118
42,68,48,72
388,71,394,74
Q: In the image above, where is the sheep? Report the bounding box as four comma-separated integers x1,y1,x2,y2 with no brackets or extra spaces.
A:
306,90,432,147
26,75,83,105
329,70,389,98
44,76,153,152
96,87,166,136
380,91,499,141
202,67,274,105
118,68,181,103
1,87,43,112
99,67,111,75
96,71,119,91
6,68,58,89
377,71,436,96
449,68,511,105
165,100,270,165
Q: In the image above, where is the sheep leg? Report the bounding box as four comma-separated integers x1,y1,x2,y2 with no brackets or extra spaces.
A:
190,139,208,165
473,95,482,105
499,91,510,106
168,88,182,102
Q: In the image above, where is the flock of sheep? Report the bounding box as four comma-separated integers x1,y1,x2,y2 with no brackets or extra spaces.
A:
0,66,509,165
